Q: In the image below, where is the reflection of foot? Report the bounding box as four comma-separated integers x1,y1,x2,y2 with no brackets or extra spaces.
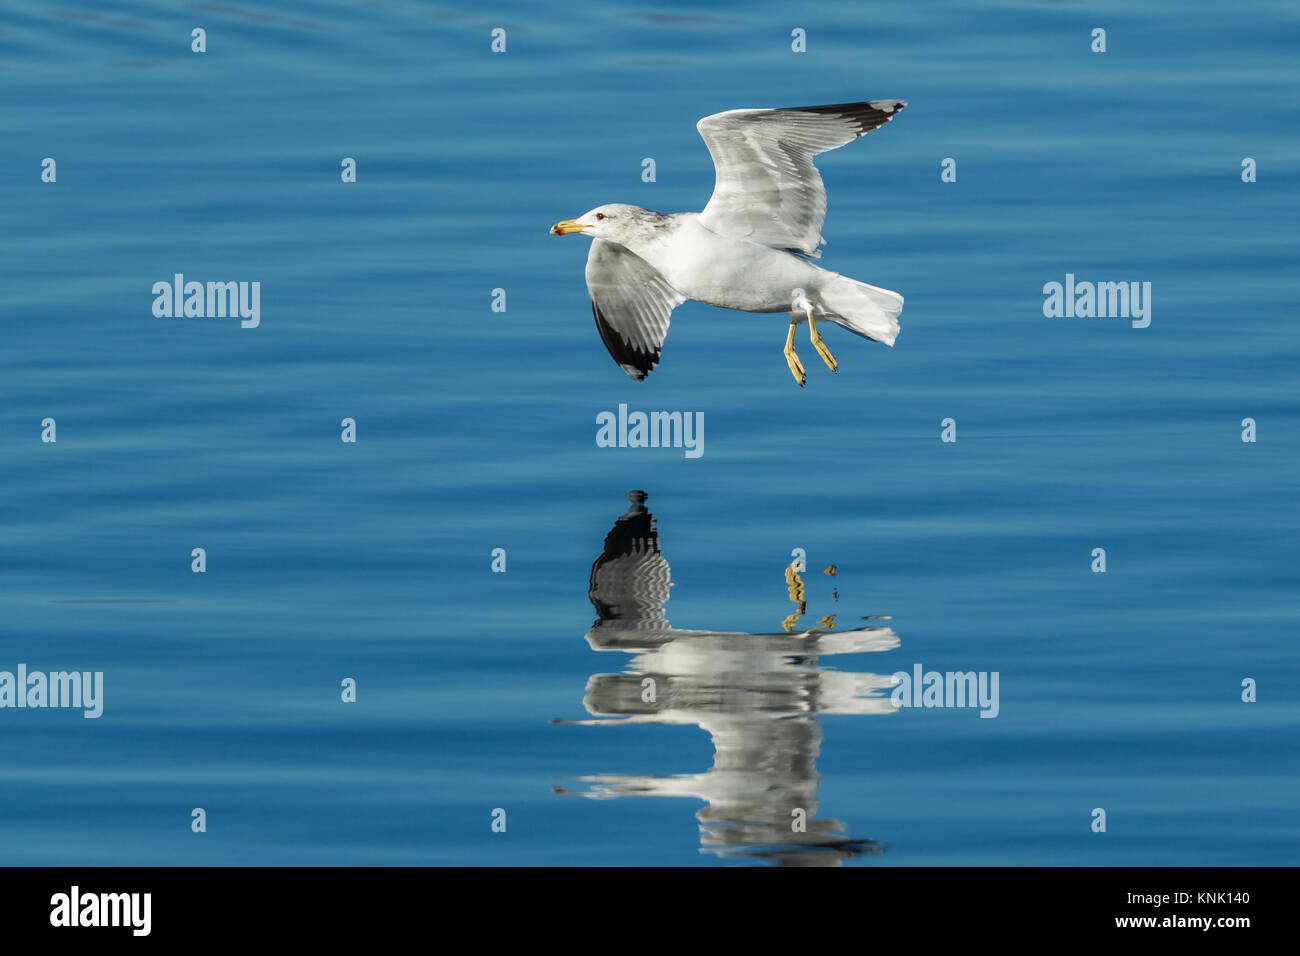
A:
783,563,807,631
808,312,838,373
784,316,806,386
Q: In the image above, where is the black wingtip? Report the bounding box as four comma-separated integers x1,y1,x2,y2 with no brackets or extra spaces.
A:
788,99,906,136
592,301,659,381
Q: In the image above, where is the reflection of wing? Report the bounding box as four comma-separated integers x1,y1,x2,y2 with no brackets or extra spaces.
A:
588,491,671,629
587,625,899,656
696,100,905,257
583,631,899,719
586,239,685,381
582,712,882,866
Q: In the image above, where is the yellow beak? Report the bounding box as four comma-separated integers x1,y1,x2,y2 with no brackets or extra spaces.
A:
550,219,587,236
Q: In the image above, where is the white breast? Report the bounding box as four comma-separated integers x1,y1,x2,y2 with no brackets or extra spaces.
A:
628,215,824,314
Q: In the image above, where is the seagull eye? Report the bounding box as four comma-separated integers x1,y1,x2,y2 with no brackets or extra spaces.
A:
595,213,606,220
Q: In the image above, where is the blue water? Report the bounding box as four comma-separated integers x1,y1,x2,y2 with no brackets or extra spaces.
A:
1,0,1297,866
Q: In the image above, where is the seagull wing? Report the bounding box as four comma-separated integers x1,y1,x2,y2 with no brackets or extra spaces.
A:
586,238,686,381
695,100,905,258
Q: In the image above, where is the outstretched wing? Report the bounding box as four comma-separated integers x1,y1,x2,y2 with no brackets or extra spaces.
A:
696,100,906,258
585,238,686,381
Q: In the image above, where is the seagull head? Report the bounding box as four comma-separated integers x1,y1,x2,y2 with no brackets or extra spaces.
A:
550,204,644,241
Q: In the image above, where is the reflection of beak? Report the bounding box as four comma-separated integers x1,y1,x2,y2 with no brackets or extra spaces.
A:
550,219,587,236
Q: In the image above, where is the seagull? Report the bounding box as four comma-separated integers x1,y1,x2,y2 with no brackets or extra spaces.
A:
550,100,907,386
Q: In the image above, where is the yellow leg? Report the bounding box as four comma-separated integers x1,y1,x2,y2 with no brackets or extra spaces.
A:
807,311,838,373
784,316,806,387
783,562,806,632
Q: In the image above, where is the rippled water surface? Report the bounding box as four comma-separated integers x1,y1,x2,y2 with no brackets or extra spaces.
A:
1,0,1297,865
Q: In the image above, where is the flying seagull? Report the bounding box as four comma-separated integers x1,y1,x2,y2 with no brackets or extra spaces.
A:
551,100,907,386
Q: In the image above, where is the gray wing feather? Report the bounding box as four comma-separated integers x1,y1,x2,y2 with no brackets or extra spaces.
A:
696,100,905,258
585,238,686,381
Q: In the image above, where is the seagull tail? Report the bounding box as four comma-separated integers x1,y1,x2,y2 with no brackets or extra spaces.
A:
817,275,903,347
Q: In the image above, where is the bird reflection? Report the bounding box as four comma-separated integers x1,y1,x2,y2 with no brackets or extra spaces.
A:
557,490,900,866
